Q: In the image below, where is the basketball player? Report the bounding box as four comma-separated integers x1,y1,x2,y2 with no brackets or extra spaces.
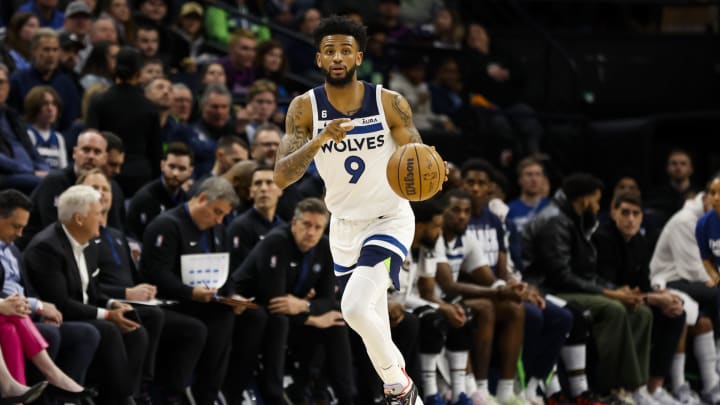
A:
274,15,436,405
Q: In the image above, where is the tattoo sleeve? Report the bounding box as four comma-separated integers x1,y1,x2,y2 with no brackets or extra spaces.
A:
391,94,423,144
274,97,322,189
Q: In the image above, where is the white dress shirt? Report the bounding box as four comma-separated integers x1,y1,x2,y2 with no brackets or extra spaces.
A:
61,225,108,320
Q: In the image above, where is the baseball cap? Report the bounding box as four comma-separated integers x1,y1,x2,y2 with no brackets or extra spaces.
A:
65,1,92,18
59,32,86,50
180,2,203,18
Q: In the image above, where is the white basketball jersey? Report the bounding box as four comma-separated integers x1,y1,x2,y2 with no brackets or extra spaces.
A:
309,81,408,220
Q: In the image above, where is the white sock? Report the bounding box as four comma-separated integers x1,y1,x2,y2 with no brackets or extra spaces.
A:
477,379,489,394
546,374,562,397
568,374,589,397
421,353,439,396
560,344,586,372
496,379,514,402
466,375,478,394
671,353,686,391
526,377,540,399
447,350,468,401
694,332,720,392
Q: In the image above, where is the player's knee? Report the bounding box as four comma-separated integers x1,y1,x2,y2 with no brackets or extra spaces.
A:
340,294,369,326
417,309,446,354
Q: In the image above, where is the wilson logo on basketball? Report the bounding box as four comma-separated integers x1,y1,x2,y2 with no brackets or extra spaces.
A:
404,157,416,195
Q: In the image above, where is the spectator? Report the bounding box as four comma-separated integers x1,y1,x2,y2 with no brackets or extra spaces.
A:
651,190,720,404
244,79,280,143
60,0,92,71
99,131,127,231
522,173,655,401
17,0,64,29
137,57,164,86
172,83,234,178
170,82,193,124
204,0,269,46
0,355,47,403
228,197,353,404
126,142,194,240
168,2,217,73
226,164,284,268
100,0,135,44
23,185,149,405
0,64,49,196
88,16,119,46
79,41,119,89
220,159,258,215
647,149,696,226
4,12,39,72
133,0,171,54
134,24,164,64
593,192,686,403
377,0,412,40
200,61,226,87
506,157,550,272
79,168,204,405
463,23,544,160
417,6,464,49
86,46,162,195
254,39,294,98
24,85,67,170
429,57,465,128
0,189,100,401
286,8,323,82
57,32,85,91
250,123,281,166
139,177,238,405
144,77,176,143
9,28,82,131
19,130,126,248
221,29,256,98
389,56,456,133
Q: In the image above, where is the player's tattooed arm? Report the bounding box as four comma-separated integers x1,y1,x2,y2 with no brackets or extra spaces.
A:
274,95,320,189
384,90,423,145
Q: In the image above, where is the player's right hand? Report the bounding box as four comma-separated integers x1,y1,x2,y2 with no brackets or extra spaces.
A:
320,118,353,143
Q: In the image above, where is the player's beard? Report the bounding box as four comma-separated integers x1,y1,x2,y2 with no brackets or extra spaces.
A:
325,64,357,87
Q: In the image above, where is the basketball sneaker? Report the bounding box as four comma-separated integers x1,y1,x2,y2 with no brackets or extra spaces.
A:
384,380,424,405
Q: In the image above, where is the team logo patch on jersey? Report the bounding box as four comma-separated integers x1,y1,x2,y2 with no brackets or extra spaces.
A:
155,235,164,247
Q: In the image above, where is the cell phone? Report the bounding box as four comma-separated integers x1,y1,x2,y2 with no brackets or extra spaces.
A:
125,309,142,324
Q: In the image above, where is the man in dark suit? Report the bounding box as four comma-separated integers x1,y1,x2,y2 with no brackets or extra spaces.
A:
86,46,162,195
140,177,238,405
23,185,149,405
80,168,205,405
0,189,100,392
125,142,194,240
19,130,125,249
228,198,353,405
226,164,284,270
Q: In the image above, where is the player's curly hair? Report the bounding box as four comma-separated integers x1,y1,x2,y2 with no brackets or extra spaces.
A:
312,15,368,52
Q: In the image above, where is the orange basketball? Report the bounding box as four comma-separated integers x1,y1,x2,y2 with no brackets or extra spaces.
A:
386,143,444,201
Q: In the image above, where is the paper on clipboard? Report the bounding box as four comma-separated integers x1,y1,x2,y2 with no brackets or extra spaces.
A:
180,253,229,289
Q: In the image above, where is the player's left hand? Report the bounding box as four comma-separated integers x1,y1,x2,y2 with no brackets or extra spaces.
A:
269,294,309,315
